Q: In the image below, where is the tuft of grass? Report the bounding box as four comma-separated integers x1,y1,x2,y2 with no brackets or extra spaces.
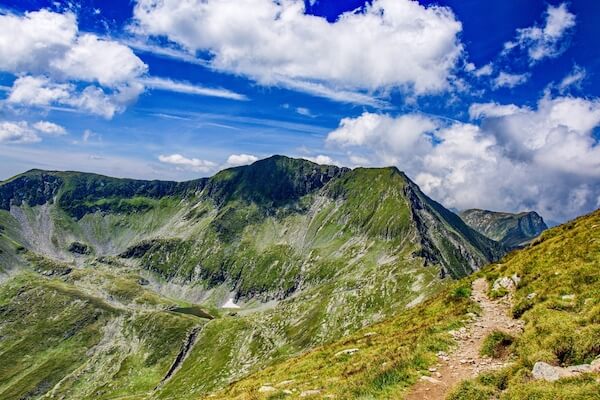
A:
480,330,514,358
452,285,472,299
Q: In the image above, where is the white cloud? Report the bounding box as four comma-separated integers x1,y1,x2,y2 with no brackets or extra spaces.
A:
141,76,247,100
558,65,586,92
0,10,77,74
132,0,464,98
7,75,141,119
0,121,40,144
503,3,575,63
295,107,313,117
325,94,600,221
277,78,389,107
327,112,437,167
492,72,530,89
468,102,523,119
51,34,147,86
32,121,67,135
0,10,146,85
0,119,66,144
0,10,151,118
158,153,216,173
303,154,336,165
82,129,97,143
226,154,259,167
473,63,493,78
7,76,71,106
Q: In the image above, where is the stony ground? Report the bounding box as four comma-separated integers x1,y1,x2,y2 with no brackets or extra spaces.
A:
405,278,523,400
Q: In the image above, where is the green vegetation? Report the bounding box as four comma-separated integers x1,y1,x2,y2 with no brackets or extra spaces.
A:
480,330,514,358
5,157,591,400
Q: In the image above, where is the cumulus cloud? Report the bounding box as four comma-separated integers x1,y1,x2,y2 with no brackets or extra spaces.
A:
325,94,600,221
0,121,40,144
0,9,148,118
226,154,259,167
132,0,464,99
50,34,147,86
7,75,140,119
0,9,243,117
492,72,530,89
327,113,437,168
0,120,67,144
158,153,217,173
503,3,576,63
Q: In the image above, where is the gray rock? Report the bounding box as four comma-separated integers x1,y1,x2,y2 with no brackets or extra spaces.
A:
532,362,570,382
493,277,515,292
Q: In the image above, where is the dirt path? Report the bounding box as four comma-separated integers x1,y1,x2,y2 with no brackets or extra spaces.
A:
405,278,523,400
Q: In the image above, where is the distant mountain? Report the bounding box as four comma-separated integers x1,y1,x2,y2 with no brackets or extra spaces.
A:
459,208,548,248
0,156,505,399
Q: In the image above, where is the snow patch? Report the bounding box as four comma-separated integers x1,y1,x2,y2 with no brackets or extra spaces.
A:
222,298,240,309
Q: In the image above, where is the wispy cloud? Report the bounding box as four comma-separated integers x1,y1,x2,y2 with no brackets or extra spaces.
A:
140,76,248,101
278,78,390,108
492,72,530,89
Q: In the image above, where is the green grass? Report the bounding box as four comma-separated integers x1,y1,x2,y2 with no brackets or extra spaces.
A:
480,330,514,358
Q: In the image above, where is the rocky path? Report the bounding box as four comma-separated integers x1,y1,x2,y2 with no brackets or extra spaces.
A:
405,278,523,400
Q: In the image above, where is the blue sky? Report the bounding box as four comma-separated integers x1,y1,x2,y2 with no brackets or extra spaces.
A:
0,0,599,222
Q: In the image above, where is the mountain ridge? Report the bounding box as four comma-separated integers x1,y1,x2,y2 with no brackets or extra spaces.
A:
459,208,548,249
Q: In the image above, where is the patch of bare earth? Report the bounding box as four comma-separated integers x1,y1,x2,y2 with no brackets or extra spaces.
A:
405,278,523,400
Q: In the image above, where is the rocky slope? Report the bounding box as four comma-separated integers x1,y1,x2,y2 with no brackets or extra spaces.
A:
0,156,505,399
459,209,548,249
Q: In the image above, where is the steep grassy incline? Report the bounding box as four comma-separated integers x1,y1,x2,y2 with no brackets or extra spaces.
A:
460,209,548,249
212,209,599,400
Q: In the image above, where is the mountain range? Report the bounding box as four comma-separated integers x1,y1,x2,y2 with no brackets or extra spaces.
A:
0,156,596,400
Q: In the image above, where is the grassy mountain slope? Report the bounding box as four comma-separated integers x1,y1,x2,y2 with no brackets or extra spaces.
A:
0,156,505,399
212,209,599,399
460,209,548,249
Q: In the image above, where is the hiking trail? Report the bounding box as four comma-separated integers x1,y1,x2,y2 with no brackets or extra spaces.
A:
405,278,523,400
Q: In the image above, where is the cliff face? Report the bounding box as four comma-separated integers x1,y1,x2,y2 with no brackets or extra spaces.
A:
460,208,548,248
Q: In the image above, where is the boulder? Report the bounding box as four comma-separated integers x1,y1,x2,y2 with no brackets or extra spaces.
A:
493,277,515,292
532,362,571,382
